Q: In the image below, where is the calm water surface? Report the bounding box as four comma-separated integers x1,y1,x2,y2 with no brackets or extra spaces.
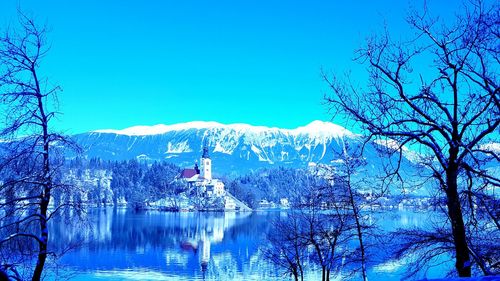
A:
48,208,449,281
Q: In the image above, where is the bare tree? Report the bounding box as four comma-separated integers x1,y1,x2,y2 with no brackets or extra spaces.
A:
264,212,308,281
303,202,349,281
324,0,499,277
265,176,354,281
0,13,76,281
331,142,371,281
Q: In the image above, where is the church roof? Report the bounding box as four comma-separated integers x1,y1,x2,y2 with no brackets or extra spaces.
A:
180,168,198,178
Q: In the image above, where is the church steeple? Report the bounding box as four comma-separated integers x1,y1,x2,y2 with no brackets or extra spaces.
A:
202,142,210,159
200,140,212,180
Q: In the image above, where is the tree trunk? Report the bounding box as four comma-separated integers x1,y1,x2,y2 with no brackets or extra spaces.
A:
294,242,304,281
446,167,471,277
32,91,51,281
32,190,49,281
292,268,299,281
347,177,367,281
298,259,304,281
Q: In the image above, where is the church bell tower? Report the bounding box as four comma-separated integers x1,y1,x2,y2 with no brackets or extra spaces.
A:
200,142,211,180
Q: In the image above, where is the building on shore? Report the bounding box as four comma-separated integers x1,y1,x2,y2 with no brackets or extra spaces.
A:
179,144,225,198
178,143,241,211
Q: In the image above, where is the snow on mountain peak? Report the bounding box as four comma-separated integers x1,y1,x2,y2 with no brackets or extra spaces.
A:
293,120,356,138
373,138,422,163
93,121,224,136
92,120,355,139
480,142,500,155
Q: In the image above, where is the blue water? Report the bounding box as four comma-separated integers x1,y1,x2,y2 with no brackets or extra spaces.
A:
47,208,451,280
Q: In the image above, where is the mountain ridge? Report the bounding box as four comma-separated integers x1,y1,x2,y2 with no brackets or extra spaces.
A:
92,120,358,139
73,120,411,177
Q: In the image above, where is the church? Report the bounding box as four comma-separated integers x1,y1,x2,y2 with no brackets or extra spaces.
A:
179,144,225,198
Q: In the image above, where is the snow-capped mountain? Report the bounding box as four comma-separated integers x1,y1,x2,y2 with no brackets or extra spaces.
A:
73,120,414,176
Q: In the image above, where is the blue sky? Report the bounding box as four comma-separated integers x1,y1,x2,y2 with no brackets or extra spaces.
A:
0,1,461,134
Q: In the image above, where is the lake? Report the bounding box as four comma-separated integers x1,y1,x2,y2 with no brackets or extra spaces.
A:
47,208,451,280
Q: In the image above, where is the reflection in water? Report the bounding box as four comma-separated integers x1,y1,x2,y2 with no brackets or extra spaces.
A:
50,209,272,280
49,209,446,281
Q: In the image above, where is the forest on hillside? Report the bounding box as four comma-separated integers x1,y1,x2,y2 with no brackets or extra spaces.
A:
57,158,328,210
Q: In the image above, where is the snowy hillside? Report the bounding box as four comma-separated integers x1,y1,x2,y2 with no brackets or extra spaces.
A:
74,121,414,176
